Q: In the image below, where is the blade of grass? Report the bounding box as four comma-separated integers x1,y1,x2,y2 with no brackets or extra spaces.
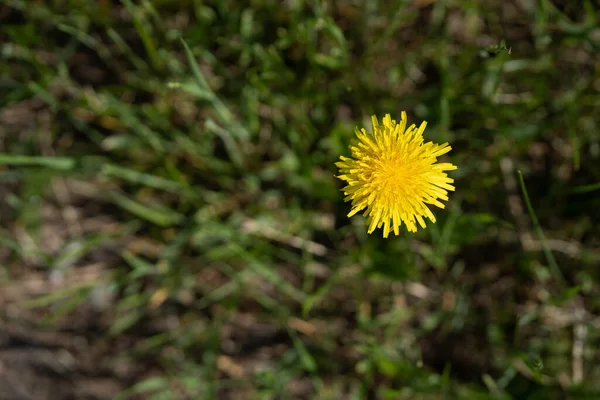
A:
121,0,162,70
106,27,149,72
180,39,213,99
108,191,183,227
194,269,253,310
106,96,165,153
39,286,93,324
27,81,59,111
114,377,169,400
57,23,115,66
0,154,75,170
225,242,306,304
180,39,249,141
23,280,97,308
101,164,189,194
204,119,244,168
288,328,317,374
572,182,600,194
122,250,157,279
517,170,565,285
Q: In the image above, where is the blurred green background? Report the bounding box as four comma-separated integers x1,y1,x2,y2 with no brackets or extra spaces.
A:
1,0,599,399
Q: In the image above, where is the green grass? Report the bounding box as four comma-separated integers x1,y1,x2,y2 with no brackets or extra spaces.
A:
1,0,600,399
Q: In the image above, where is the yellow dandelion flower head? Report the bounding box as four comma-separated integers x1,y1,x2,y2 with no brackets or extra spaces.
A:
335,112,457,237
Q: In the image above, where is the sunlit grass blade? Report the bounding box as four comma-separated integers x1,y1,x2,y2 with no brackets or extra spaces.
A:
101,164,189,194
180,39,213,99
0,154,75,170
108,191,183,227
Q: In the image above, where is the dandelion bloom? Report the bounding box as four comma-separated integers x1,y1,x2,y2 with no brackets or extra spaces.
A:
336,112,457,237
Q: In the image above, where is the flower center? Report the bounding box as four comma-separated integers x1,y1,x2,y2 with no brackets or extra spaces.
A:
376,157,414,196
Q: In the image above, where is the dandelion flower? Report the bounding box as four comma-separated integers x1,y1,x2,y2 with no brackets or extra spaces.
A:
335,112,457,237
